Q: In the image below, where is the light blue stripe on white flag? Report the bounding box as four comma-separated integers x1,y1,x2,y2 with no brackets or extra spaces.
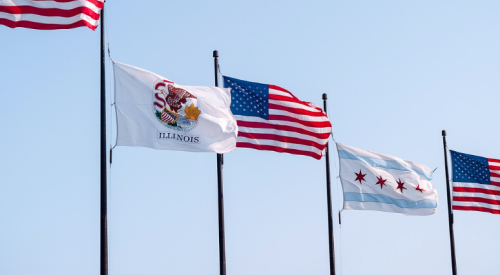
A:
337,143,438,216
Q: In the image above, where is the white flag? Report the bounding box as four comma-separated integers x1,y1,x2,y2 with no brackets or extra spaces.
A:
337,143,438,216
113,61,238,153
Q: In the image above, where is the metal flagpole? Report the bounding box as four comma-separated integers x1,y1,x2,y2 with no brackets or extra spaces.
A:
100,5,108,275
213,50,226,275
442,130,457,275
322,93,336,275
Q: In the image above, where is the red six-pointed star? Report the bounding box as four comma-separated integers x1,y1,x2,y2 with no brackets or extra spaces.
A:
354,170,366,185
416,184,424,193
375,175,387,189
396,179,407,193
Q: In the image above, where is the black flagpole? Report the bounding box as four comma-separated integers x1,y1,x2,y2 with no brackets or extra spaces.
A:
442,130,457,275
100,5,108,275
213,50,226,275
322,93,336,275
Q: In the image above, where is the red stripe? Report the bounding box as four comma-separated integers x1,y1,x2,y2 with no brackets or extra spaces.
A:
268,86,323,111
453,196,500,205
0,5,100,19
269,94,316,109
268,114,332,128
452,205,500,214
269,84,294,97
490,171,500,178
0,18,95,29
453,186,500,196
269,103,327,117
268,84,308,106
26,0,104,8
489,158,500,164
236,121,330,139
238,132,325,150
237,142,322,159
269,94,299,102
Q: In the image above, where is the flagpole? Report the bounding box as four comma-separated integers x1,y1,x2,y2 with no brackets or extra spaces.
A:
100,5,108,275
322,93,336,275
442,130,457,275
213,50,226,275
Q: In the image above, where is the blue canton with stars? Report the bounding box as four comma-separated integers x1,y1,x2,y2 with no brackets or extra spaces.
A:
450,150,491,185
223,76,269,120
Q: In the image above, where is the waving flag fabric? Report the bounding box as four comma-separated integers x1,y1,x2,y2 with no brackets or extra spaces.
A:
450,150,500,214
0,0,104,30
223,76,331,160
337,143,438,216
113,61,237,153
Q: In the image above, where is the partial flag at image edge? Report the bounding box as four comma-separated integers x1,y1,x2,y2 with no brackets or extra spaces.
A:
450,150,500,215
0,0,104,30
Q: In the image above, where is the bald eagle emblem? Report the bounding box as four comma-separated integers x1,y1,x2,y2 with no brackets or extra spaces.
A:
153,80,201,131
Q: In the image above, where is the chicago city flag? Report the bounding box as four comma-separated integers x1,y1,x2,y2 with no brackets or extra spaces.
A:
113,61,238,153
337,143,438,216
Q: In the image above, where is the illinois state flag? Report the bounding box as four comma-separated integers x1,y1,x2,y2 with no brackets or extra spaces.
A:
113,61,238,153
337,143,438,216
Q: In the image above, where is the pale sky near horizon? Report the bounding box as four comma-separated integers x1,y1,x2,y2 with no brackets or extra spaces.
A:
1,1,500,275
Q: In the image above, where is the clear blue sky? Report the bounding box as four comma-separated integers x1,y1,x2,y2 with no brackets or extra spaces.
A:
1,1,499,275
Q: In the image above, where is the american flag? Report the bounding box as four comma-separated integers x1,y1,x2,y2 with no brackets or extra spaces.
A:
223,76,332,160
0,0,104,30
450,150,500,214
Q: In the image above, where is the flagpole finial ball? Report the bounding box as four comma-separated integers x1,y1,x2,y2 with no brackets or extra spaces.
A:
213,50,219,58
322,93,327,100
442,130,447,136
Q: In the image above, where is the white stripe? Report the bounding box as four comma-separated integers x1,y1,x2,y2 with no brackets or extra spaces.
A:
337,143,434,177
491,176,500,183
237,136,324,155
234,115,332,134
452,200,500,210
269,88,292,98
0,12,99,26
453,191,500,201
238,126,327,146
453,181,500,191
1,0,102,13
268,99,322,115
489,161,500,169
269,108,330,122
